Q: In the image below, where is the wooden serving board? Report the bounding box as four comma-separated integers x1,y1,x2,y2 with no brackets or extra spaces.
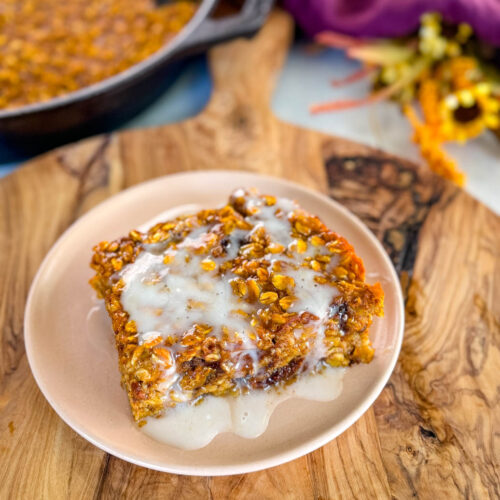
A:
1,10,499,499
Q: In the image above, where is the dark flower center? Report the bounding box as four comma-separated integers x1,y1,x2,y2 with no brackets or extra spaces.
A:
441,22,459,39
453,102,481,122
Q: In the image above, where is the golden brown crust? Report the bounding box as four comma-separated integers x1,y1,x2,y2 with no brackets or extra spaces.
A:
0,1,196,110
90,191,384,422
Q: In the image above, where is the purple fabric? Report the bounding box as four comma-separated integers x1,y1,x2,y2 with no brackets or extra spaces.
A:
283,0,500,46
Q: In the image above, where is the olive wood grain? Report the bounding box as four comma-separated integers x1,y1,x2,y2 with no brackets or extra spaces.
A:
0,9,498,500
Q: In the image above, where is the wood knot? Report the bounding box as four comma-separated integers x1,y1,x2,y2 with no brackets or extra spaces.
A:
380,162,415,189
405,445,417,457
343,159,356,171
419,425,437,440
228,105,256,136
467,329,487,375
385,229,405,253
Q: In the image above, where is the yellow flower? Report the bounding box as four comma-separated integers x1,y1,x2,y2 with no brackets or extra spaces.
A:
439,83,500,142
313,11,495,189
418,12,463,60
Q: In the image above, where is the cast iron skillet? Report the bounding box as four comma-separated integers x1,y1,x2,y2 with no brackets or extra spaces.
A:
0,0,273,147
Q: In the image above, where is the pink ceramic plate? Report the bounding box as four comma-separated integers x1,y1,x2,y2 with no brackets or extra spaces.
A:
25,171,404,475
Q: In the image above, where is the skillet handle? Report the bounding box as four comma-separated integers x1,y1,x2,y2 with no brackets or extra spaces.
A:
177,0,275,54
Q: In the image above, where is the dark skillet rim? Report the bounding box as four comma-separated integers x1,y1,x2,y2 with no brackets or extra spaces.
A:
0,0,217,119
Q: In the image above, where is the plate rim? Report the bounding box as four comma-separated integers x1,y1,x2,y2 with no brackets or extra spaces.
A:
24,170,405,476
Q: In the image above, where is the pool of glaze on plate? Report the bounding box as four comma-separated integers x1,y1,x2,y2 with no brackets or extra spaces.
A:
142,367,345,450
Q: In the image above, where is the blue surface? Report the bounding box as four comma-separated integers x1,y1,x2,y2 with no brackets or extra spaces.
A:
0,55,212,178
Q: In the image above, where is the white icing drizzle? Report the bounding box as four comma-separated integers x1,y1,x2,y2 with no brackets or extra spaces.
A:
121,248,252,342
246,196,296,248
118,191,348,447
